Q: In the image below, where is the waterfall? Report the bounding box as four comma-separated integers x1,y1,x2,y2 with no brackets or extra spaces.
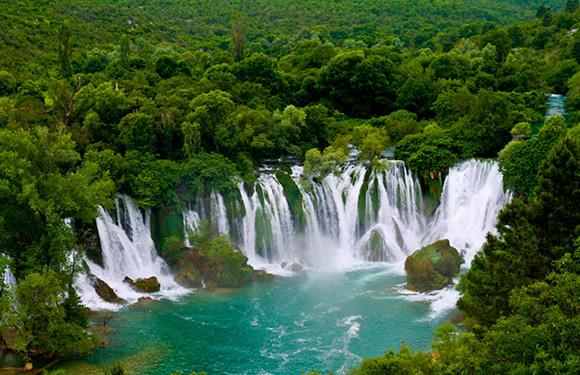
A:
424,159,511,267
2,262,16,288
183,209,200,247
238,174,299,271
77,195,185,310
186,159,509,274
210,190,229,234
75,158,509,311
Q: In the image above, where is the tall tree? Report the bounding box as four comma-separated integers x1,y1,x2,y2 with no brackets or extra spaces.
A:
58,21,73,78
231,12,247,62
120,35,131,70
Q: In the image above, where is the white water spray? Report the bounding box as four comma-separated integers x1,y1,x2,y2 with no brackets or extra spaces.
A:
77,195,185,310
198,159,509,278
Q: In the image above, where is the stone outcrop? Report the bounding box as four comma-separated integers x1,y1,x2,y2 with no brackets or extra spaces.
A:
405,239,463,292
90,276,123,303
123,276,161,293
173,246,274,289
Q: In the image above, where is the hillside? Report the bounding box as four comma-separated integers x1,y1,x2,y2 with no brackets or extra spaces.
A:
0,0,563,75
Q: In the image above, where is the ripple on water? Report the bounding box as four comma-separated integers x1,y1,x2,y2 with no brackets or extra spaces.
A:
56,267,455,375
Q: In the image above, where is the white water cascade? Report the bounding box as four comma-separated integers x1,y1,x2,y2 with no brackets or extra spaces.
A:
76,195,185,310
183,159,510,276
423,160,510,267
2,264,16,289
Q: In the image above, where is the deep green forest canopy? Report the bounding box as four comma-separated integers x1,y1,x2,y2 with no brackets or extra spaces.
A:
0,0,564,74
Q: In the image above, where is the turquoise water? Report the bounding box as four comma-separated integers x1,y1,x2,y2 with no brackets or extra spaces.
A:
57,267,453,375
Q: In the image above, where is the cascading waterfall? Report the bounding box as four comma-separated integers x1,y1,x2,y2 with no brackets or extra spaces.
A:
76,195,185,309
183,209,200,247
76,158,509,311
182,159,510,275
238,174,299,269
424,160,511,267
2,263,16,288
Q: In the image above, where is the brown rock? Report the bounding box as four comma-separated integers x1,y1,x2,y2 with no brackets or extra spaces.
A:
91,276,123,303
124,276,161,293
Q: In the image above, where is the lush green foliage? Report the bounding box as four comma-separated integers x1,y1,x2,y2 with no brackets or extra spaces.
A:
6,269,97,363
185,221,255,288
500,115,568,198
459,135,580,328
3,0,580,370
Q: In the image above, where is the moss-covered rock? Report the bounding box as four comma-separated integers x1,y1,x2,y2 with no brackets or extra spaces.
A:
175,260,203,287
124,276,161,293
405,239,463,292
361,228,387,261
91,276,123,303
173,221,275,288
253,269,276,281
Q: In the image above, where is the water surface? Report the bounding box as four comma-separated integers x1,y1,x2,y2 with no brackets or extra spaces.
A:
59,267,453,375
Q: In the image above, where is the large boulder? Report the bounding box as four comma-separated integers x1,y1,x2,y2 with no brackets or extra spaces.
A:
174,262,203,288
405,239,463,292
124,276,161,293
91,276,123,303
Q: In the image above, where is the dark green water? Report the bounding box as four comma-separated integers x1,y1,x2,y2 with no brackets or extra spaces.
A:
57,267,453,375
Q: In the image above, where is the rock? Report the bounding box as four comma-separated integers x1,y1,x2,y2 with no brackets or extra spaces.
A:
253,269,276,281
290,263,303,272
91,276,123,303
281,262,303,272
138,296,154,302
124,276,161,293
405,239,463,292
174,263,203,288
361,229,388,261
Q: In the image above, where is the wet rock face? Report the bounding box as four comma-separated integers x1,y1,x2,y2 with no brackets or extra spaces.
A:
405,239,463,292
123,276,161,293
91,276,124,303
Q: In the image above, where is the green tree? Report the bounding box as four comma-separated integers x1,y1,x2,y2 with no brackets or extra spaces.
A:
273,105,307,157
58,21,73,78
316,51,396,117
120,35,131,70
232,12,247,62
459,135,580,328
0,127,115,280
352,124,389,163
187,90,236,153
119,112,157,153
500,115,567,198
106,362,127,375
347,345,434,375
8,269,97,367
0,71,17,97
300,145,348,186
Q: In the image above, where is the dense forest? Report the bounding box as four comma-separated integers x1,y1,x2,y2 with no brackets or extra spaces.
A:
1,0,580,373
